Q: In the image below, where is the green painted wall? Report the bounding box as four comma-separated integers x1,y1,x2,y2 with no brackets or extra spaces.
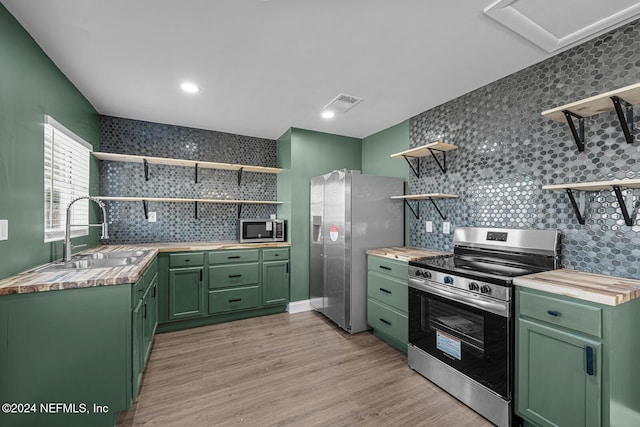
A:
0,5,100,280
361,120,410,244
277,128,362,301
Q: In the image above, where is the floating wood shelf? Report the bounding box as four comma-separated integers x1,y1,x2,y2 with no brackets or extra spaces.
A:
390,142,458,176
391,193,459,220
542,179,640,226
542,82,640,151
93,152,282,184
96,196,281,220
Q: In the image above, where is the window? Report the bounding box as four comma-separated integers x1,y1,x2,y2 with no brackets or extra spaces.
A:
44,116,92,242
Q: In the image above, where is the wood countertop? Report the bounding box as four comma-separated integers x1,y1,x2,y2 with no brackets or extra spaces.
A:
514,269,640,306
0,241,290,296
366,246,450,262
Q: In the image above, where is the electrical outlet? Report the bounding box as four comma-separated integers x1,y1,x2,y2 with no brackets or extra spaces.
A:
425,221,433,233
443,221,451,234
0,219,7,241
148,212,157,222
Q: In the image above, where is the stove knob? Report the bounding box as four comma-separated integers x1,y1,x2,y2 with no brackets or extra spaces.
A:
443,276,454,284
423,270,432,279
468,282,479,291
480,285,492,295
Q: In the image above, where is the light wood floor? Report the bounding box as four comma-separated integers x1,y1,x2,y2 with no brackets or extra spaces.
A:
117,311,493,426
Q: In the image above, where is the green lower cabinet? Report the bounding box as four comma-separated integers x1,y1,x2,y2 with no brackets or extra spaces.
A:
516,287,640,427
158,248,290,332
262,260,289,306
209,286,260,314
168,267,204,320
0,285,132,427
366,255,408,353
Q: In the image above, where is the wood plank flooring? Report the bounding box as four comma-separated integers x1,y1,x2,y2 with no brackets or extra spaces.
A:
117,311,493,426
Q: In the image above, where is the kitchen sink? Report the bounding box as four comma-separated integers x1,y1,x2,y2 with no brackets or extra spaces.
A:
31,256,142,273
73,250,149,259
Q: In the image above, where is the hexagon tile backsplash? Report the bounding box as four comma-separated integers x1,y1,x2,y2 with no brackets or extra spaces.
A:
408,19,640,278
99,116,277,244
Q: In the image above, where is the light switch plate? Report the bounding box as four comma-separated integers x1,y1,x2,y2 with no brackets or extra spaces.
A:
425,221,433,233
148,212,157,222
0,219,7,241
443,221,451,234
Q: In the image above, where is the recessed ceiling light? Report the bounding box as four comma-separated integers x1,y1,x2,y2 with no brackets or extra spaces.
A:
321,110,335,119
180,82,200,94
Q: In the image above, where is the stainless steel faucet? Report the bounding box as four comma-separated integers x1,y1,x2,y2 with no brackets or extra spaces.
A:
63,196,109,261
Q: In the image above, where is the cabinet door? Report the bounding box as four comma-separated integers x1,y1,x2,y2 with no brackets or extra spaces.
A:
262,260,289,306
516,318,602,427
142,276,157,365
168,267,204,320
132,299,144,399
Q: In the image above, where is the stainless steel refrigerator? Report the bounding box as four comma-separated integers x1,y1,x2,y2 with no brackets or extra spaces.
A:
310,170,404,333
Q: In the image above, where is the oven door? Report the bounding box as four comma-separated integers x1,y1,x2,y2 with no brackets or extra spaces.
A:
408,278,511,399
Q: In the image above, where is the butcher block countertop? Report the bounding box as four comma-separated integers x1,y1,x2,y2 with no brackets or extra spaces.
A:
0,241,290,296
366,246,450,262
514,269,640,306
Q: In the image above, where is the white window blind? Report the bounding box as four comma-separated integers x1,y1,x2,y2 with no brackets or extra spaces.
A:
44,116,92,242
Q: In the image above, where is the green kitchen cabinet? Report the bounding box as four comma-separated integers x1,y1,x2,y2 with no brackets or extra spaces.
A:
366,255,408,353
168,266,204,320
262,248,290,306
262,259,290,306
168,250,205,320
515,287,640,427
132,282,144,399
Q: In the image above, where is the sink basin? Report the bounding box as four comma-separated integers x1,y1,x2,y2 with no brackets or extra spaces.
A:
73,250,149,259
31,256,142,273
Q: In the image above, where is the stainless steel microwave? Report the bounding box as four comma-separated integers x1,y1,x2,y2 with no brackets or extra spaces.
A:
238,219,285,243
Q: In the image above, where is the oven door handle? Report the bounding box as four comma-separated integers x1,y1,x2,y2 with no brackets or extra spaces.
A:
409,278,509,318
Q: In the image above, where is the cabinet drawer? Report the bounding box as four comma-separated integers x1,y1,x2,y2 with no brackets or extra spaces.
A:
262,248,289,262
169,252,204,268
208,263,259,289
367,256,408,281
367,299,408,343
367,271,407,312
518,288,602,338
209,286,260,314
209,250,259,265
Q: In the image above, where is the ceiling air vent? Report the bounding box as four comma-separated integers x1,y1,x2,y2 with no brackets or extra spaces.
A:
323,93,364,114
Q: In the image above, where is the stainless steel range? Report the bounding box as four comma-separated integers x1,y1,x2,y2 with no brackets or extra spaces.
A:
408,227,560,427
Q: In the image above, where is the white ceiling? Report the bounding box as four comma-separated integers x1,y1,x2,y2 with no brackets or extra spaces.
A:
3,0,639,140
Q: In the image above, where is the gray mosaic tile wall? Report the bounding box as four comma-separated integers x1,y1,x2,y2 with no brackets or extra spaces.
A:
409,20,640,279
100,116,277,244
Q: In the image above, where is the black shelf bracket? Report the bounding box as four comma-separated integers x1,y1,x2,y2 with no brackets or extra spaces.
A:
562,110,585,152
142,200,148,220
428,198,447,220
194,201,198,219
402,199,419,219
610,96,635,145
237,203,243,218
237,167,244,186
427,148,448,174
402,156,420,178
565,189,586,225
612,185,635,226
143,159,150,181
195,163,199,184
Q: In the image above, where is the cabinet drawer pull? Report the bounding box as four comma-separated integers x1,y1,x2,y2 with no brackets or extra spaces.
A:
228,256,241,259
143,303,147,319
379,318,391,326
274,253,279,256
547,310,561,317
379,288,392,294
184,259,190,262
379,265,392,271
228,274,242,278
229,298,242,303
586,346,594,375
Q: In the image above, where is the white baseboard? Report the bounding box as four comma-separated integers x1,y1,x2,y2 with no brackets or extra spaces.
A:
287,299,313,313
